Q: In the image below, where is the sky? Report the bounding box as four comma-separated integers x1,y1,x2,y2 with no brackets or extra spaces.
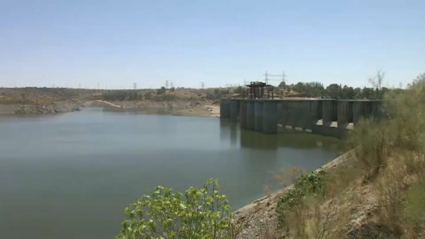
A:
1,0,424,89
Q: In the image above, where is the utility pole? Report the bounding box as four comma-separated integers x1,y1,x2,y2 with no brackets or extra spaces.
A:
201,82,205,89
264,70,286,85
166,80,169,89
134,83,137,90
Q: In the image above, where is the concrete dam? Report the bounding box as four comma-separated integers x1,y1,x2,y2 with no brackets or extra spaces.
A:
220,99,384,139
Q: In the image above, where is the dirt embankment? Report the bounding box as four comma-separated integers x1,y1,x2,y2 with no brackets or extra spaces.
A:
0,101,81,115
86,99,220,118
234,152,353,238
0,87,224,116
0,88,88,115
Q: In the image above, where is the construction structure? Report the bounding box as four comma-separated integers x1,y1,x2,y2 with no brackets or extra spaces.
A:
244,81,275,100
220,98,385,139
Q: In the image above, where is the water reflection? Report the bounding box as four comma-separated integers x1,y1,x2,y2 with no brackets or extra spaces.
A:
229,122,238,146
219,119,343,152
240,130,278,150
219,119,231,142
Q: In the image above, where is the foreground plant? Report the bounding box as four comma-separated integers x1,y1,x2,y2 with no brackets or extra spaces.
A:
276,170,327,227
116,179,239,239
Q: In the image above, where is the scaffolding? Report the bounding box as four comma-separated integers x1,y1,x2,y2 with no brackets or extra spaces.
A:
244,81,275,100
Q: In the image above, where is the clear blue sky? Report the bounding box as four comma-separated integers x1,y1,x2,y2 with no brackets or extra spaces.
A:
1,0,424,89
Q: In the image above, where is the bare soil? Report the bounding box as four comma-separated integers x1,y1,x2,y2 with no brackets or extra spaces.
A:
86,99,220,118
0,101,81,114
0,88,221,116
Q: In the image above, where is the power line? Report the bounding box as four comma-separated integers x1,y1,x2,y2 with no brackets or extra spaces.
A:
282,71,287,82
264,70,287,85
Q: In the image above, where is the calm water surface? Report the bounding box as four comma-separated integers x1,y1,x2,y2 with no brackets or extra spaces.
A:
0,107,343,239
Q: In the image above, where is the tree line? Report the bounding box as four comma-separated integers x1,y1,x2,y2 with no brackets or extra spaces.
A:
277,71,406,99
278,81,404,99
101,87,172,101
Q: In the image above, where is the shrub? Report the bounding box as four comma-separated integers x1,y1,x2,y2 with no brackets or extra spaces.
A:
102,90,142,101
346,73,425,238
115,179,239,239
405,181,425,223
157,87,167,95
348,119,390,180
206,89,230,100
276,170,327,227
144,91,153,100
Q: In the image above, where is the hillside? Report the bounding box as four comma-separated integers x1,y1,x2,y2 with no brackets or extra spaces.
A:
0,87,230,115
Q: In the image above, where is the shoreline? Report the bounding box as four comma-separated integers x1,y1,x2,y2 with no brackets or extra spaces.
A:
0,101,81,115
234,150,352,238
87,100,220,118
0,100,220,118
0,97,352,238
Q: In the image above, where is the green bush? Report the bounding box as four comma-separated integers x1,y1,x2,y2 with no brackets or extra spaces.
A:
116,179,239,239
276,170,327,227
103,90,142,101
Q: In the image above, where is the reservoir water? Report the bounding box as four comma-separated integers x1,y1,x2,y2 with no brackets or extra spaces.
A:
0,107,343,239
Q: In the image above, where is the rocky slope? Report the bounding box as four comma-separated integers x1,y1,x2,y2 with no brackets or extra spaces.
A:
0,101,81,115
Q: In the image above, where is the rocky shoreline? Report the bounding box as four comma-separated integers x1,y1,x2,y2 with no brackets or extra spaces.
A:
234,151,352,238
0,101,81,115
0,99,220,118
85,100,220,118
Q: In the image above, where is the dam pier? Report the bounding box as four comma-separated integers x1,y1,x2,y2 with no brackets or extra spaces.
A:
220,98,384,139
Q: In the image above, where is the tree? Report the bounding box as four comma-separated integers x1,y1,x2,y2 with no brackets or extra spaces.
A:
368,69,386,99
326,84,342,98
115,179,239,239
353,87,362,99
342,85,355,99
362,87,374,99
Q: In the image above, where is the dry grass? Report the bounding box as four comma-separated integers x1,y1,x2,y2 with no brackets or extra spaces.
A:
344,74,425,238
264,74,425,239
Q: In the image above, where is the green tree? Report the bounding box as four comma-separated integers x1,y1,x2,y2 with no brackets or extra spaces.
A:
362,87,374,99
116,179,239,239
353,87,362,99
326,84,342,98
342,85,355,99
